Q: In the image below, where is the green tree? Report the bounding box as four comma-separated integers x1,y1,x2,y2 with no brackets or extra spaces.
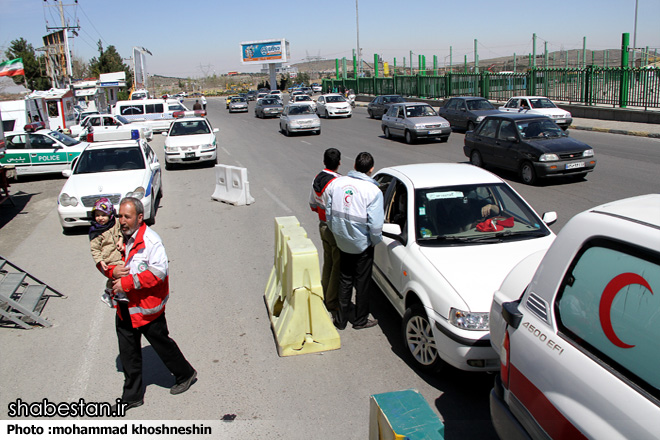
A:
3,38,51,90
88,41,132,98
278,74,290,91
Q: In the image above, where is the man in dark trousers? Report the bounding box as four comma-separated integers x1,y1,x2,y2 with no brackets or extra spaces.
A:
326,152,384,330
309,148,341,316
108,197,196,412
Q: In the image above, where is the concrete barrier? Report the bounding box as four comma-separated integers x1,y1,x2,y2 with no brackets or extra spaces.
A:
211,164,255,206
264,216,340,357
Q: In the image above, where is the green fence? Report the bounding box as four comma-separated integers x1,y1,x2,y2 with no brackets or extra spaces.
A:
323,67,660,109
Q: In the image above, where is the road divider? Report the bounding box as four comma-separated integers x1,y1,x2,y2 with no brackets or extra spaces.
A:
211,164,255,205
264,216,340,356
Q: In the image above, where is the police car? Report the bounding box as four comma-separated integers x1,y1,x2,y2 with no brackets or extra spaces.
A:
57,131,162,231
0,122,89,175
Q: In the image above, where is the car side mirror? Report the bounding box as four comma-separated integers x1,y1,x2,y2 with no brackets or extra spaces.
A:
62,169,72,178
151,162,161,171
506,136,518,143
213,128,219,133
382,222,402,239
161,132,168,136
542,211,558,226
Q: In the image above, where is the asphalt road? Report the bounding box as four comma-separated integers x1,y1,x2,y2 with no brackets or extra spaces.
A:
0,97,659,438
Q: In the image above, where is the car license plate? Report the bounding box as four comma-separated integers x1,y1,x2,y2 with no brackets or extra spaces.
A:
185,152,195,159
428,130,441,134
565,162,585,170
555,119,566,124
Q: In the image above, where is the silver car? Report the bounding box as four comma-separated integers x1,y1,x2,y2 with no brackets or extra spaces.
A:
279,104,321,136
255,98,284,118
381,102,451,144
228,97,248,113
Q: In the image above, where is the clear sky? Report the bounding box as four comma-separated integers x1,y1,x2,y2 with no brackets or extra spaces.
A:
1,0,659,78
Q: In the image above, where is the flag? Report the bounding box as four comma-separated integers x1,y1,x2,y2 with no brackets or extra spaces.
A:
0,58,25,77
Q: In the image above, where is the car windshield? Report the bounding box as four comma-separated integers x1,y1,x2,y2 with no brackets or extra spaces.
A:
467,99,496,110
48,131,80,147
518,119,564,138
169,120,211,136
74,146,145,174
405,105,437,117
326,95,346,103
231,98,246,103
262,99,278,106
529,98,557,109
288,105,313,115
415,183,549,244
116,115,130,125
295,96,312,102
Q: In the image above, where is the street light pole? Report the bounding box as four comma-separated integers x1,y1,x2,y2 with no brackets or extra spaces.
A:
356,0,361,77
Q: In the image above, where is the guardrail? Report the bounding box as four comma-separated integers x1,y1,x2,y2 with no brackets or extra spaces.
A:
323,67,660,109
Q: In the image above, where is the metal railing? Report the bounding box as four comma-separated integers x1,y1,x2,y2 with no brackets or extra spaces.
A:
322,67,660,109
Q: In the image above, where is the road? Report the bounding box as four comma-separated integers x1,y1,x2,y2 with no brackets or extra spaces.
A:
0,97,658,439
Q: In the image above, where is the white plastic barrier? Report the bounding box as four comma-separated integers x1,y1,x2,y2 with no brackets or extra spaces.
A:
211,164,255,206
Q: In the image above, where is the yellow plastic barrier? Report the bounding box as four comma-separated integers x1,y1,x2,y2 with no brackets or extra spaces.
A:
264,216,340,356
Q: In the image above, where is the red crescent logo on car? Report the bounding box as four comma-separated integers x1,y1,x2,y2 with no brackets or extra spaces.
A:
598,272,653,348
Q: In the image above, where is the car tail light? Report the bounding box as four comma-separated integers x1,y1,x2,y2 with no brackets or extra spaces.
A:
501,329,511,389
86,132,94,142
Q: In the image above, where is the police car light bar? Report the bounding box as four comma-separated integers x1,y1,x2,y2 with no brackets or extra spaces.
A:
24,121,46,132
86,129,140,142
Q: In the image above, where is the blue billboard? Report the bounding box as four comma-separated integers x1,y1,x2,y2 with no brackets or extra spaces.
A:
240,39,289,65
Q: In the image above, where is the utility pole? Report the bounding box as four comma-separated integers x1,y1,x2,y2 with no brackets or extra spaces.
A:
42,0,80,87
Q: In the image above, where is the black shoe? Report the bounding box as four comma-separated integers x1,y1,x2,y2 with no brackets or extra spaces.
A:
333,318,347,330
111,398,143,415
170,370,197,395
353,318,378,330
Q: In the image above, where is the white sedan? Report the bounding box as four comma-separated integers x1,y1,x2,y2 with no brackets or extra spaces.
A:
371,163,557,372
290,94,317,111
498,96,573,129
162,117,218,170
57,137,162,231
316,93,352,118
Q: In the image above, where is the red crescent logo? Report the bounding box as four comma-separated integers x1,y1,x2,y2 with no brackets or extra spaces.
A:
598,272,653,349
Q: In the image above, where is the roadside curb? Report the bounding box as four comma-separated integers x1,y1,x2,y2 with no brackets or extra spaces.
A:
570,125,660,138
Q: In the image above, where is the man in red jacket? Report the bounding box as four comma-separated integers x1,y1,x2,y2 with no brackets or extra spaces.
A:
109,197,196,412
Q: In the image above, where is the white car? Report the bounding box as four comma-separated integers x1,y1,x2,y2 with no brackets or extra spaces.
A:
489,194,660,439
70,114,153,141
0,123,89,175
498,96,573,129
57,135,162,231
316,93,352,118
162,117,218,170
371,163,557,372
279,104,321,136
290,94,317,111
311,84,322,93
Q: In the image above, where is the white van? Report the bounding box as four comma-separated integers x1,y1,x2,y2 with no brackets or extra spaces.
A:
112,99,188,132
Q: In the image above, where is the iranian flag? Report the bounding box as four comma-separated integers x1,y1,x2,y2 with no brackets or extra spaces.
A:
0,58,25,77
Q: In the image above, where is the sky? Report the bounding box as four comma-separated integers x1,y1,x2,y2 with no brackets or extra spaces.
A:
1,0,659,79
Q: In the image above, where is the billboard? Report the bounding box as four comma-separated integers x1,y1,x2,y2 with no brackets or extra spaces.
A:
240,39,289,65
42,30,72,87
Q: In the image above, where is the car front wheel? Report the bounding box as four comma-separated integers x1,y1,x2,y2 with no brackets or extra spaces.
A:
520,161,537,185
467,121,476,131
384,126,391,139
470,150,483,167
405,130,415,144
402,304,443,373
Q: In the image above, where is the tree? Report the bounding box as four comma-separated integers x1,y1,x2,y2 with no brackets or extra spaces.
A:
88,41,132,98
3,38,51,90
71,55,89,79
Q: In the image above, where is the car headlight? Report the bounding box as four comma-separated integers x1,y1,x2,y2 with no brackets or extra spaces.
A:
414,124,426,129
200,144,213,150
582,149,594,157
449,308,489,330
59,193,78,207
539,153,559,162
126,187,145,199
165,145,179,153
